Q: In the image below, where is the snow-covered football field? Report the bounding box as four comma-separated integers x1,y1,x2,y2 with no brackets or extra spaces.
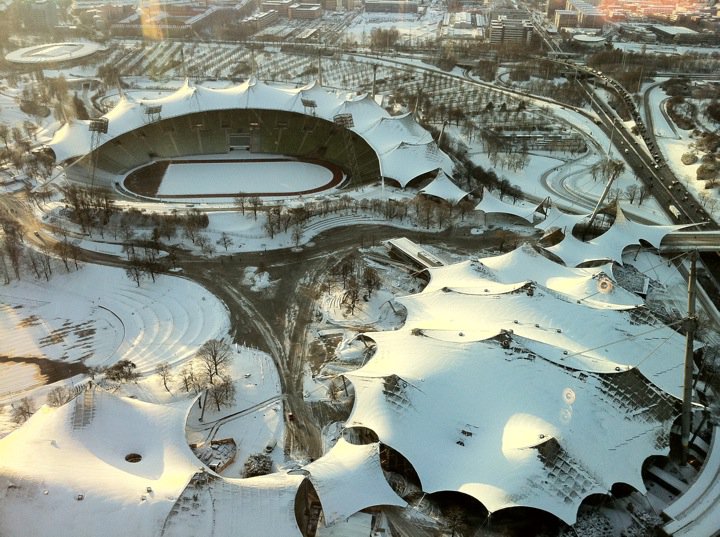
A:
158,160,335,196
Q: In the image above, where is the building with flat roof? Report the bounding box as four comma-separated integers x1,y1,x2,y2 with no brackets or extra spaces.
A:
288,2,322,18
261,0,293,16
489,16,534,43
567,0,604,28
364,0,418,13
554,9,578,28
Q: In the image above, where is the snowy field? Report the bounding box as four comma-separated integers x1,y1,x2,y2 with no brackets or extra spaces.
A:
0,264,230,403
158,161,335,196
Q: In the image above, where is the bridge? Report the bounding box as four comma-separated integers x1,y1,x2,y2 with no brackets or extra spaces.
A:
661,425,720,537
661,231,720,253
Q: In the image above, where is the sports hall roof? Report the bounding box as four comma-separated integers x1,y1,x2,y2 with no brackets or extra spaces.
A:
0,390,200,537
423,244,642,310
345,328,679,525
398,263,687,396
48,79,454,187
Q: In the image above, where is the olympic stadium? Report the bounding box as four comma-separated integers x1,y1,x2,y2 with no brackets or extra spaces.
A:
48,79,455,201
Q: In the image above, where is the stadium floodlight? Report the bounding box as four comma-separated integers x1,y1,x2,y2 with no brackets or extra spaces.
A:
300,98,317,108
88,118,109,133
333,113,354,128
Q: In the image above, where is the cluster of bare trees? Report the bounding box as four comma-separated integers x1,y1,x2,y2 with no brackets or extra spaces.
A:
178,339,236,420
263,206,308,245
62,185,115,234
124,244,166,287
0,124,55,183
0,210,80,284
8,397,35,425
331,253,382,315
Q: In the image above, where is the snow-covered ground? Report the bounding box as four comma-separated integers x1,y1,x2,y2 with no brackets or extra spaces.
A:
158,160,334,196
2,40,720,537
0,264,229,406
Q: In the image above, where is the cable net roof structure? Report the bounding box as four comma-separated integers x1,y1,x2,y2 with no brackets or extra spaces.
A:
0,390,201,537
48,79,454,187
469,244,643,310
535,206,589,233
419,170,470,205
474,188,540,223
345,331,679,525
398,271,687,396
304,439,405,525
542,206,692,267
338,247,695,525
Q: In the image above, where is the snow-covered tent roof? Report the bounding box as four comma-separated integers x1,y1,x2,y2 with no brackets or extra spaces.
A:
473,244,642,310
474,188,539,223
304,439,405,525
345,331,678,525
535,206,588,233
419,170,469,205
378,142,454,186
396,280,686,397
47,79,453,188
0,390,201,537
545,206,690,267
208,473,305,537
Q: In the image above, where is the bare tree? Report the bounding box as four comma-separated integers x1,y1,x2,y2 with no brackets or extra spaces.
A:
217,232,234,251
363,266,381,298
156,362,173,393
625,184,639,205
11,397,35,424
180,363,200,394
125,257,145,287
47,386,74,407
249,196,263,220
195,339,233,386
343,275,360,315
234,194,246,215
208,374,236,411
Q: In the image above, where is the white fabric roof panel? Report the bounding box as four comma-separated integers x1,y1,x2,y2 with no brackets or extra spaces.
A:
535,206,588,233
345,331,678,525
475,244,642,310
0,391,201,537
47,80,453,187
379,142,454,187
304,439,405,525
360,114,433,153
419,170,469,205
542,206,691,267
211,473,305,537
336,95,391,132
396,285,686,397
474,188,538,223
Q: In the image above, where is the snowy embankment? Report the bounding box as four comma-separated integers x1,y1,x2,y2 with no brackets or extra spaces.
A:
0,263,229,402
